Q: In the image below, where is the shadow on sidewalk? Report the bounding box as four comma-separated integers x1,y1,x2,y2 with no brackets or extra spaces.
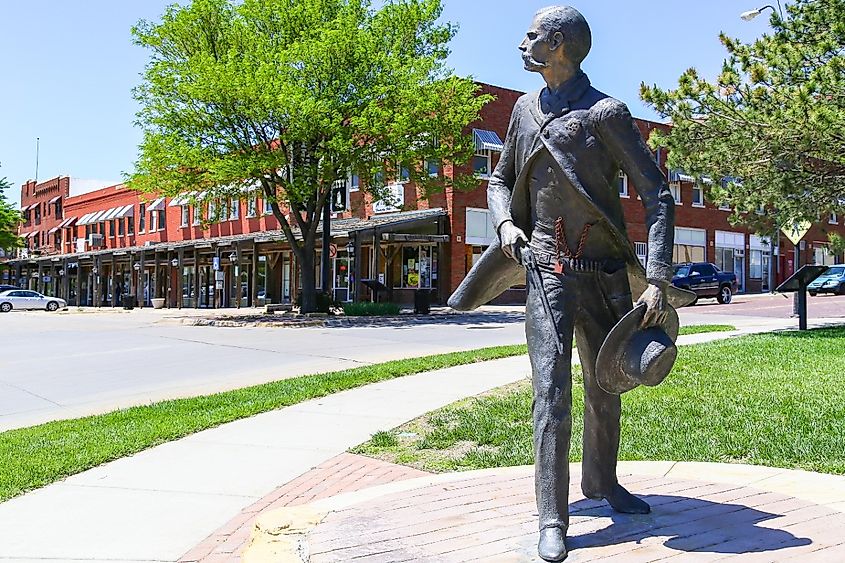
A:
567,494,813,555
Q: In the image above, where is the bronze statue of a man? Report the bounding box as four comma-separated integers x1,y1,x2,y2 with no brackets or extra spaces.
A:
449,6,692,561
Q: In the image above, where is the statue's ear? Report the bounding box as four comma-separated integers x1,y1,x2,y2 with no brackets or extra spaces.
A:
549,31,564,51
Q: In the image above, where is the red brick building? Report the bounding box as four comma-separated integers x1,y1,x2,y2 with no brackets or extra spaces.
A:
4,82,844,307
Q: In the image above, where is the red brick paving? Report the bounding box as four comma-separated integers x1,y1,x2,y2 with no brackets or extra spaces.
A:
179,453,430,562
306,466,845,562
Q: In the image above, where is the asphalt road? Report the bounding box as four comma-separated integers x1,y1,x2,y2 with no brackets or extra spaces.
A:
686,291,845,318
0,308,526,431
2,293,843,432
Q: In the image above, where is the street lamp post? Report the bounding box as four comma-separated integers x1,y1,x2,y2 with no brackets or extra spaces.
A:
740,2,783,21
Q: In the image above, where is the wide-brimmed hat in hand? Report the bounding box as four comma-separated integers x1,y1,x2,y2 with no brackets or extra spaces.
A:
596,303,680,395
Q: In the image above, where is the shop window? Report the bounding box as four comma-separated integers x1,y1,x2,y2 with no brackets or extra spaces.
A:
391,245,438,289
749,249,763,279
618,172,629,197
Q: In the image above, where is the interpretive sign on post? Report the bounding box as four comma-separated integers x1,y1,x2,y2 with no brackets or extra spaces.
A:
776,265,830,331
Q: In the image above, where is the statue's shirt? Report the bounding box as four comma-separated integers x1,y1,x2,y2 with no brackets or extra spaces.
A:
527,147,624,263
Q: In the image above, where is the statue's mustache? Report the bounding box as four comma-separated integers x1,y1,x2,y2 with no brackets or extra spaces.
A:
523,54,548,68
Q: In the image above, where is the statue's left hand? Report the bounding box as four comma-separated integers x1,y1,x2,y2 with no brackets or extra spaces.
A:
636,283,668,327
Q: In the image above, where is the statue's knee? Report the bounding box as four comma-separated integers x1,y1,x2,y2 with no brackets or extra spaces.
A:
534,394,572,425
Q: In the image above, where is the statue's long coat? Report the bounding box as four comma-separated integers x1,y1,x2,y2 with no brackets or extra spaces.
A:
449,73,695,310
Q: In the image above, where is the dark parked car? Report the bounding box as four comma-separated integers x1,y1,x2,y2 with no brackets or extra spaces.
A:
672,262,738,304
0,285,21,293
808,265,845,296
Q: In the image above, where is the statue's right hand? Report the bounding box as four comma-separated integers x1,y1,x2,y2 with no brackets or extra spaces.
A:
499,221,528,263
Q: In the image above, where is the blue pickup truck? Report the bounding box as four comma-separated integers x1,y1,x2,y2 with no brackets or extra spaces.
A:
672,262,739,305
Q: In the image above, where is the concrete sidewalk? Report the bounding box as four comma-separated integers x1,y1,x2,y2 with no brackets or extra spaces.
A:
0,315,841,562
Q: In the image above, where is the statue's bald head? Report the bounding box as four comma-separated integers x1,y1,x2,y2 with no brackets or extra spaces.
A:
534,6,591,66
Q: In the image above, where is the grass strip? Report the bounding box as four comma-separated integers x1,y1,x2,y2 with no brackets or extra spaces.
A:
677,324,735,335
0,323,735,502
353,327,845,475
0,344,528,503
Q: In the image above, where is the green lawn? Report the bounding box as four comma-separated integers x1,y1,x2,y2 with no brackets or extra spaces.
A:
0,344,526,503
352,327,845,475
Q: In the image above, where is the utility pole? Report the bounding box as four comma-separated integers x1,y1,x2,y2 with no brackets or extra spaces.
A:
35,138,40,183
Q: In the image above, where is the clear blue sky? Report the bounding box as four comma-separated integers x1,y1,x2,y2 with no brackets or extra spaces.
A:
0,0,778,206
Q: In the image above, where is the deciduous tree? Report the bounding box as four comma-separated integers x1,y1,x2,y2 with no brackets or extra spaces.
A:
131,0,490,312
641,0,845,233
0,168,22,252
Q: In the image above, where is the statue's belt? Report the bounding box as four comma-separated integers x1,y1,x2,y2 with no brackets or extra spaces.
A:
526,249,626,275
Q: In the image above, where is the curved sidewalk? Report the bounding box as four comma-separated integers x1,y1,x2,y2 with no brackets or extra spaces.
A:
249,462,845,562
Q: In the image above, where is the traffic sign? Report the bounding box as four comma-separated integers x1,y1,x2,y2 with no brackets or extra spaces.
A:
782,221,811,245
329,243,338,259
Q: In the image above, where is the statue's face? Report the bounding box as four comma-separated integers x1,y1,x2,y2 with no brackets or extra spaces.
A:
518,15,558,72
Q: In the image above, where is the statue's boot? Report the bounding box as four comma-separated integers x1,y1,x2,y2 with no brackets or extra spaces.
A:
605,483,650,514
538,526,568,562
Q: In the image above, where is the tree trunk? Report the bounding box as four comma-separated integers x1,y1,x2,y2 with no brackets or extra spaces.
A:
298,244,318,313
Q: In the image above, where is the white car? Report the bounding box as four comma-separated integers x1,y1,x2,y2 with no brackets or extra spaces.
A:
0,290,67,312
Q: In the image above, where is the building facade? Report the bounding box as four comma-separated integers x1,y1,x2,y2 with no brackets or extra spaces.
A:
4,82,844,307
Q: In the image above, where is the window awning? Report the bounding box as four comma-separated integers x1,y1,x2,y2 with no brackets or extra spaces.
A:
168,194,190,207
89,209,109,224
28,231,40,239
147,197,166,211
78,212,97,226
116,204,135,218
19,232,30,239
20,203,36,212
473,129,504,152
48,227,60,234
48,195,62,204
80,209,108,225
103,207,123,221
58,216,78,228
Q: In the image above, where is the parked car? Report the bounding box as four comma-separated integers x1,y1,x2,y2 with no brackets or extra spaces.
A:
0,284,21,293
0,289,67,312
671,262,738,304
808,265,845,296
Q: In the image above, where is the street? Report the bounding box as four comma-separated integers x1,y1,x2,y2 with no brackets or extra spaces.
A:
2,293,843,432
0,308,525,431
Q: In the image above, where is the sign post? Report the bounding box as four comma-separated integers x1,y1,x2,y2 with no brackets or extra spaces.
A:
781,221,812,321
776,265,829,331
